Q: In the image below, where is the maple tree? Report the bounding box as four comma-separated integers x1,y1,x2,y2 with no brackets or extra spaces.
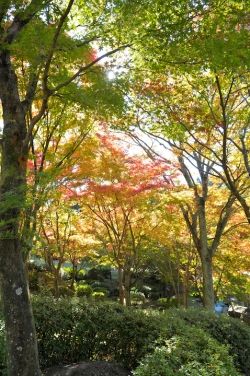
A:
212,211,250,304
121,73,242,309
69,129,178,306
36,198,81,298
147,202,199,308
113,0,250,310
0,1,158,374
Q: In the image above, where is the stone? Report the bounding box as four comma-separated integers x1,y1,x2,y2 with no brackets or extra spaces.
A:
227,305,247,318
242,308,250,326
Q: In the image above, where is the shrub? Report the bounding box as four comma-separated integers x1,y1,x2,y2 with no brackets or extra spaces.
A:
133,326,240,376
99,265,112,279
1,298,250,374
31,296,163,369
76,284,93,297
140,285,151,298
92,291,106,301
149,292,159,301
166,307,250,374
130,291,146,304
59,286,75,297
28,269,39,291
76,269,86,281
92,287,110,297
91,281,111,291
60,267,72,281
77,280,88,286
157,297,178,309
48,285,75,298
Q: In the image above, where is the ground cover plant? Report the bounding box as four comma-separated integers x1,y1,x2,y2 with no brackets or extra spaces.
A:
0,297,250,375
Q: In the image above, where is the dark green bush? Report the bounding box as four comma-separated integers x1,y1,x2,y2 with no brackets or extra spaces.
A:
1,299,250,375
164,307,250,375
32,296,162,369
149,292,159,301
91,281,111,291
28,269,39,291
76,284,93,297
133,326,240,376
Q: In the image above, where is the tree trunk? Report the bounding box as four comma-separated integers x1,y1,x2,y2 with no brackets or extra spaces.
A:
54,268,60,299
0,51,41,375
118,265,124,304
124,270,131,306
70,261,77,289
182,264,189,308
0,245,40,376
200,251,214,310
197,197,214,310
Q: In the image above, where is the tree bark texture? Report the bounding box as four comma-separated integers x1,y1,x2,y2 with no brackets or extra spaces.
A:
0,51,41,375
197,196,214,310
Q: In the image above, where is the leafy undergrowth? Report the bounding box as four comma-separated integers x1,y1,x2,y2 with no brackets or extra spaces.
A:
0,297,250,375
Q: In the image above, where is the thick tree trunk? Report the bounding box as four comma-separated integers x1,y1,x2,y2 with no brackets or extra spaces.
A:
0,52,41,375
0,243,40,376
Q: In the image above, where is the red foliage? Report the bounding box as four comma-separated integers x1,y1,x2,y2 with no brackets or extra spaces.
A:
85,49,99,63
67,128,179,202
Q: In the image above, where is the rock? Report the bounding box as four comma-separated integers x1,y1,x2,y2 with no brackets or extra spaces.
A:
227,305,247,318
242,308,250,326
42,361,132,376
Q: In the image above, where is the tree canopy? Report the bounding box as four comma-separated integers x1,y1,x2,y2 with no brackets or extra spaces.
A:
0,1,250,375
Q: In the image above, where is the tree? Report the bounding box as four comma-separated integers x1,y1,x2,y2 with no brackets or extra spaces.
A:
37,199,79,298
119,72,242,309
147,202,199,308
0,1,140,374
70,129,178,305
113,0,250,306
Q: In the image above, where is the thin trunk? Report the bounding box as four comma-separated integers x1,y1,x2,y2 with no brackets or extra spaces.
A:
124,270,131,306
54,269,60,299
70,261,77,289
182,263,189,308
118,265,124,305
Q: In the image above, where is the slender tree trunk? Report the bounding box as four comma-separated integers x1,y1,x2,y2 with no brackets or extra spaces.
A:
118,265,124,304
0,51,41,375
124,270,131,306
182,264,189,308
70,261,77,289
197,197,214,310
54,268,60,299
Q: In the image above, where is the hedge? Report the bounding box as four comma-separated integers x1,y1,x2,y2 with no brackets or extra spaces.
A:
0,298,250,375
